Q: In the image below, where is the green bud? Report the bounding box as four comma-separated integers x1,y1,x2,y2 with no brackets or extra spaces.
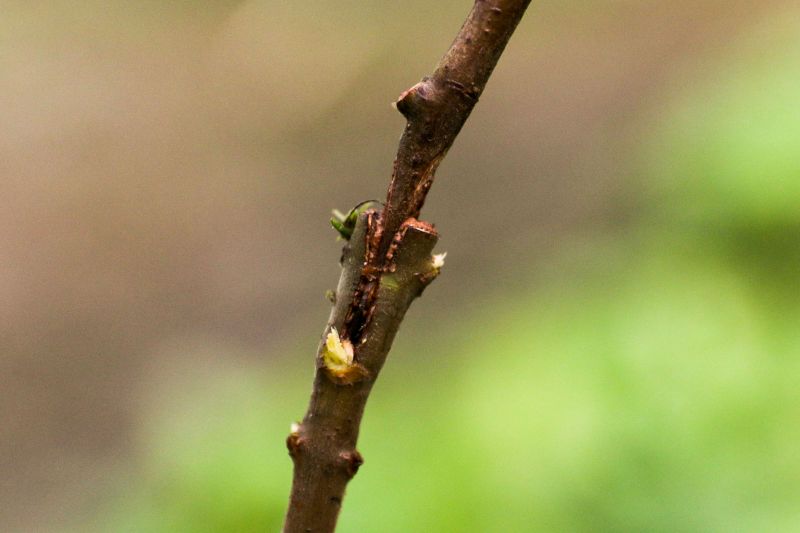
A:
330,200,383,240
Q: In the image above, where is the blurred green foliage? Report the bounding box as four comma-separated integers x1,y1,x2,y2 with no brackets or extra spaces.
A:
91,8,799,533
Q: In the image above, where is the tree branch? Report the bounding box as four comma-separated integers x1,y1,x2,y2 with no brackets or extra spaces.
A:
283,1,531,531
382,0,532,254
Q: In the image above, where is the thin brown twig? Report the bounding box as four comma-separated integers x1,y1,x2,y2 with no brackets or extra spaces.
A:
283,2,531,531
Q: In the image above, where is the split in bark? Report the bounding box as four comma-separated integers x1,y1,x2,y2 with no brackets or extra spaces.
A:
283,1,531,531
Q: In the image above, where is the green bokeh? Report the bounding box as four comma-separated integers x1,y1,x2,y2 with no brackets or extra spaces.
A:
92,7,800,533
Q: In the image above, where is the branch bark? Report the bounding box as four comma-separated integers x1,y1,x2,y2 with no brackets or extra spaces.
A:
283,1,531,531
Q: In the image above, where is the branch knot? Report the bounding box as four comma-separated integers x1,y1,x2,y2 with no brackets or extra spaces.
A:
394,79,435,119
339,450,364,479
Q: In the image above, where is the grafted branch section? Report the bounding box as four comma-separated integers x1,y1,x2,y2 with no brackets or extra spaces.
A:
341,0,532,352
283,213,439,533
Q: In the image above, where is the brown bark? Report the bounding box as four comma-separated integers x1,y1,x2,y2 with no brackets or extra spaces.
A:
283,1,531,531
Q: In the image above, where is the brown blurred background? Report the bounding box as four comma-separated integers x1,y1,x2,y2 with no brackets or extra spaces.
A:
2,1,796,531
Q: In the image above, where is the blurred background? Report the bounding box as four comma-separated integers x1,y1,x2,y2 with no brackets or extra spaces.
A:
2,1,799,531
